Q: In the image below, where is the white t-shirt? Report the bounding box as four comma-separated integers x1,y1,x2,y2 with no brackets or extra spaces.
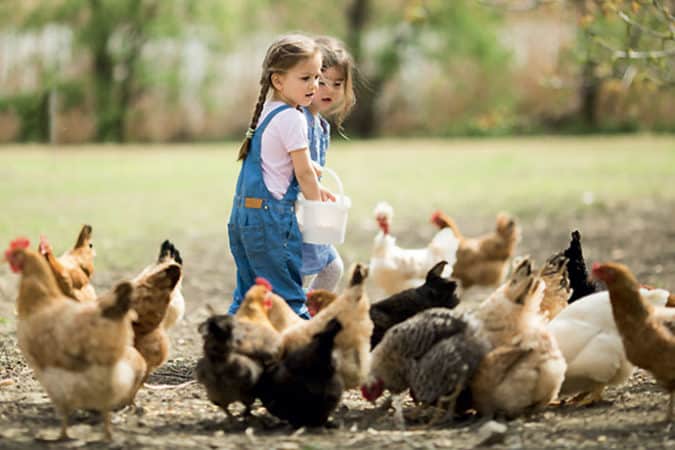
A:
258,101,308,199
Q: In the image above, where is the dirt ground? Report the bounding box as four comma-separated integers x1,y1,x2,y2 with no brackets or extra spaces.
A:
2,200,675,449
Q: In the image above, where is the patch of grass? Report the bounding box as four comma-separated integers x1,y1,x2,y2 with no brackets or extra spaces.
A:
1,135,673,270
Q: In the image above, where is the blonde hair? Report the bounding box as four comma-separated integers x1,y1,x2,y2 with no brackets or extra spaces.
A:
237,34,320,161
315,36,356,133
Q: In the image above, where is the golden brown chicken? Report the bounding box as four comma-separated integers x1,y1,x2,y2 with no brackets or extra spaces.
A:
431,210,519,289
470,258,566,418
305,289,337,317
196,279,282,417
5,237,146,440
130,257,182,380
282,264,373,389
38,225,96,302
265,289,305,333
537,252,571,321
133,240,185,330
593,262,675,421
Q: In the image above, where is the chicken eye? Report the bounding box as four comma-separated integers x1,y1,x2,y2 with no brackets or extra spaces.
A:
89,243,94,248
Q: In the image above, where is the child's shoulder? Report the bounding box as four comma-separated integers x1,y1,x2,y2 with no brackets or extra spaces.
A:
265,102,307,129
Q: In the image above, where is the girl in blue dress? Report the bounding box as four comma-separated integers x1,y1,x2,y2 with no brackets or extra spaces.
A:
301,36,356,292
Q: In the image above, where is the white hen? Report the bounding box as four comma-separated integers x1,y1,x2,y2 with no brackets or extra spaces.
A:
547,286,670,404
369,202,459,299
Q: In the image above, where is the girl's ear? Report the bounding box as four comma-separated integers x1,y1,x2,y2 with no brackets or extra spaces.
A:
271,72,284,91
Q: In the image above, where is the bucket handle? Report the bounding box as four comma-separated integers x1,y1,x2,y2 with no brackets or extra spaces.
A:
321,167,345,204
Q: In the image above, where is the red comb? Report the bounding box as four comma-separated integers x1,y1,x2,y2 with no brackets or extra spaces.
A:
591,262,601,272
255,277,272,291
9,237,30,251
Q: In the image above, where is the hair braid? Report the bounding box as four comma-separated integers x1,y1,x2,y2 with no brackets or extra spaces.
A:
237,78,271,161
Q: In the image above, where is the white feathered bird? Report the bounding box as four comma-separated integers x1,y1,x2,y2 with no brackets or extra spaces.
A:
547,286,670,404
369,202,459,299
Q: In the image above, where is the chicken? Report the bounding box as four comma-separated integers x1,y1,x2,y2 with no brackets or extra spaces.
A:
470,257,566,418
5,238,146,440
548,286,670,404
132,240,185,330
265,290,305,333
369,261,460,349
474,257,545,347
130,252,182,379
196,279,282,417
430,210,519,289
306,262,461,349
564,230,602,303
306,289,337,318
537,252,572,321
38,225,97,302
592,262,675,421
282,264,373,389
370,202,459,298
361,308,489,425
255,318,344,427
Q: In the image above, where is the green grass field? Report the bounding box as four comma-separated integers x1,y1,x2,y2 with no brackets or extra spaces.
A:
1,135,674,270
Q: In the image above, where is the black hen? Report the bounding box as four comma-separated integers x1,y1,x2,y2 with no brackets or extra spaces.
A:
369,261,460,349
564,230,603,303
195,315,279,418
256,318,344,428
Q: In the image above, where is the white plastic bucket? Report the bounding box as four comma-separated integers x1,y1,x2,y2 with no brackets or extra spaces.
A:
295,167,351,245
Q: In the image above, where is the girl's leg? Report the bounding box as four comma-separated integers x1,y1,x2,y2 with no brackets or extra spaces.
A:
308,254,344,292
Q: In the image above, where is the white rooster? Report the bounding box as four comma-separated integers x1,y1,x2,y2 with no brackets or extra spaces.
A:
369,202,459,299
547,286,671,404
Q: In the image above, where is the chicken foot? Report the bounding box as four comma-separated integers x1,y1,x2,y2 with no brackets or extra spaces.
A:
426,382,464,428
565,386,605,407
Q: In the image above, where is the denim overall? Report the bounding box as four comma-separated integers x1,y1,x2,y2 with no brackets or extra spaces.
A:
227,104,309,318
301,108,338,276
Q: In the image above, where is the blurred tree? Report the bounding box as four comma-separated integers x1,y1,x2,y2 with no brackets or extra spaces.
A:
342,0,511,136
0,0,242,142
480,0,675,129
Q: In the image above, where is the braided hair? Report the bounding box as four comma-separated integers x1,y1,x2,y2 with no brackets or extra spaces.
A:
237,34,320,161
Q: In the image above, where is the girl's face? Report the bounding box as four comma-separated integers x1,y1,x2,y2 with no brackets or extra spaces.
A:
271,52,322,108
310,66,345,114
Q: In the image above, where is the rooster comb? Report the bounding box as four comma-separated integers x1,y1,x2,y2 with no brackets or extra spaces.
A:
255,277,272,291
9,237,30,251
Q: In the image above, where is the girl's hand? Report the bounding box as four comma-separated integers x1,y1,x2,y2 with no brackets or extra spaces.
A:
320,186,336,202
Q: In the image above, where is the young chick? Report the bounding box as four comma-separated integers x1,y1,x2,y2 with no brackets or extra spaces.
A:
431,211,520,289
593,262,675,421
470,259,566,418
564,230,602,303
538,252,572,321
256,319,344,427
282,264,373,389
6,238,146,439
38,225,97,302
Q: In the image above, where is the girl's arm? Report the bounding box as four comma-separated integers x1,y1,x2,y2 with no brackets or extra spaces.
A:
290,149,334,201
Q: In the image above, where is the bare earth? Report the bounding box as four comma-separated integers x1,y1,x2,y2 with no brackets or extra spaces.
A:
1,201,675,449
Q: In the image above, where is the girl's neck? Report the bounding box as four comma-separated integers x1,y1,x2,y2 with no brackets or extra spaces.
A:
271,92,297,108
306,104,320,116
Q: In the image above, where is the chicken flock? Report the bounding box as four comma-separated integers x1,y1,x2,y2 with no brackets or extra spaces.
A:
3,203,675,439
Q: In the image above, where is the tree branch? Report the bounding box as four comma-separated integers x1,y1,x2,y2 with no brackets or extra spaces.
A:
593,35,675,59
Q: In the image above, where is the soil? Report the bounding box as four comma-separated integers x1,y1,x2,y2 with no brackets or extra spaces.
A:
1,201,675,449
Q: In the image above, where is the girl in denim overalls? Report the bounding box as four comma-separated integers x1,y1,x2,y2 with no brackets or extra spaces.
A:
227,34,335,318
301,36,356,293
